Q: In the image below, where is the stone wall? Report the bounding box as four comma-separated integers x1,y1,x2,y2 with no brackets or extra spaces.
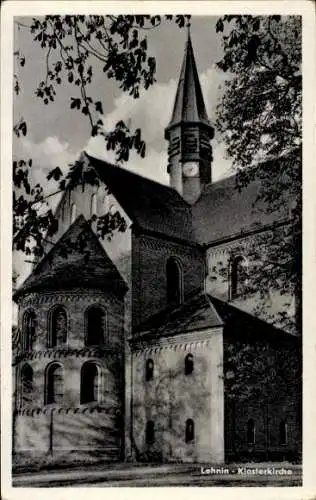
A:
14,289,124,460
14,409,121,458
130,328,224,463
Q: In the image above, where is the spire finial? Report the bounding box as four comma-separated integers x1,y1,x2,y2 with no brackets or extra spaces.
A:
186,19,191,40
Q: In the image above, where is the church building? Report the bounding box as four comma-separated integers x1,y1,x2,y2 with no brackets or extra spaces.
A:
13,30,301,465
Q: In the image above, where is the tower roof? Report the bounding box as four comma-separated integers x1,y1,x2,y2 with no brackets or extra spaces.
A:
166,27,211,132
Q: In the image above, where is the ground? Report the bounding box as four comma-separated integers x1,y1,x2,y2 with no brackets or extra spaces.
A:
12,462,302,487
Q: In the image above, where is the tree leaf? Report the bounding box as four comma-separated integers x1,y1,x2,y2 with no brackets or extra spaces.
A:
216,19,224,33
46,166,63,181
19,121,27,136
95,101,103,114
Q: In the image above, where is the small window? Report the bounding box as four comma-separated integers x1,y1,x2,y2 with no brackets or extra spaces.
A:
50,306,67,347
279,420,288,445
85,306,106,346
146,420,155,444
81,362,100,404
90,193,97,216
185,354,194,375
20,363,33,405
70,203,77,224
46,363,64,404
185,419,195,443
247,418,255,445
230,255,248,299
145,359,154,381
166,257,183,306
23,310,36,351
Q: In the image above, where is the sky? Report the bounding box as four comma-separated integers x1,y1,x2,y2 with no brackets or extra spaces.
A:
13,15,233,293
13,16,233,194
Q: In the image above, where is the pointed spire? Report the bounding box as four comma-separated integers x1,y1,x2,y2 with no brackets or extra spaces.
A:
186,19,191,40
166,26,211,131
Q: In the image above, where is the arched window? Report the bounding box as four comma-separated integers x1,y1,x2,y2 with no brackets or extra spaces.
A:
109,203,116,215
166,257,183,306
20,363,33,405
61,202,65,221
90,193,97,216
279,420,288,445
102,193,109,214
185,419,195,443
50,306,67,347
70,203,77,224
230,255,248,299
85,306,106,346
80,362,100,404
247,418,256,445
185,354,194,375
22,310,36,351
145,359,154,381
146,420,155,444
46,363,64,404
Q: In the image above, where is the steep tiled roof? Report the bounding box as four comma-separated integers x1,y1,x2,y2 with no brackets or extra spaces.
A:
131,292,298,344
209,295,299,342
133,293,223,340
14,215,127,300
86,152,294,246
193,161,293,245
86,154,196,243
166,30,211,130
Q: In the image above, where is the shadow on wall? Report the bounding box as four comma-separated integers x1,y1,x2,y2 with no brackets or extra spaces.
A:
13,351,125,464
131,354,212,463
222,337,302,463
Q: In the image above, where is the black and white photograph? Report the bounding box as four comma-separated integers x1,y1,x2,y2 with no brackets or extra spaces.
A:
1,0,315,494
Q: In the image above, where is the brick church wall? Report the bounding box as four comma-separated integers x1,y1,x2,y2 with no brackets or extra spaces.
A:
18,290,124,350
44,182,132,286
225,398,301,462
223,335,301,462
205,228,295,330
132,232,205,329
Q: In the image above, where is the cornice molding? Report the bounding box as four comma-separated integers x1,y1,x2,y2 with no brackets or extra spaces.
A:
204,219,289,250
133,224,200,249
19,290,114,307
130,327,222,353
15,405,116,416
206,229,276,259
139,234,201,259
15,346,119,363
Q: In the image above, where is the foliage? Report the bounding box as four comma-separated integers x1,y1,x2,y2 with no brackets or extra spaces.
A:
215,16,302,332
224,339,301,403
13,15,190,258
216,16,301,167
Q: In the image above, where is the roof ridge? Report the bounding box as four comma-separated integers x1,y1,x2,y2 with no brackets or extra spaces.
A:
85,152,176,191
85,152,192,212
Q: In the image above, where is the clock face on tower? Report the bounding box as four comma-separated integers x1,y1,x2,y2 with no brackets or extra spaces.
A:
182,161,199,177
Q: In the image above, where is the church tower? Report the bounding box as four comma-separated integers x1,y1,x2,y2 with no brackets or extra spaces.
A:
165,26,214,204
